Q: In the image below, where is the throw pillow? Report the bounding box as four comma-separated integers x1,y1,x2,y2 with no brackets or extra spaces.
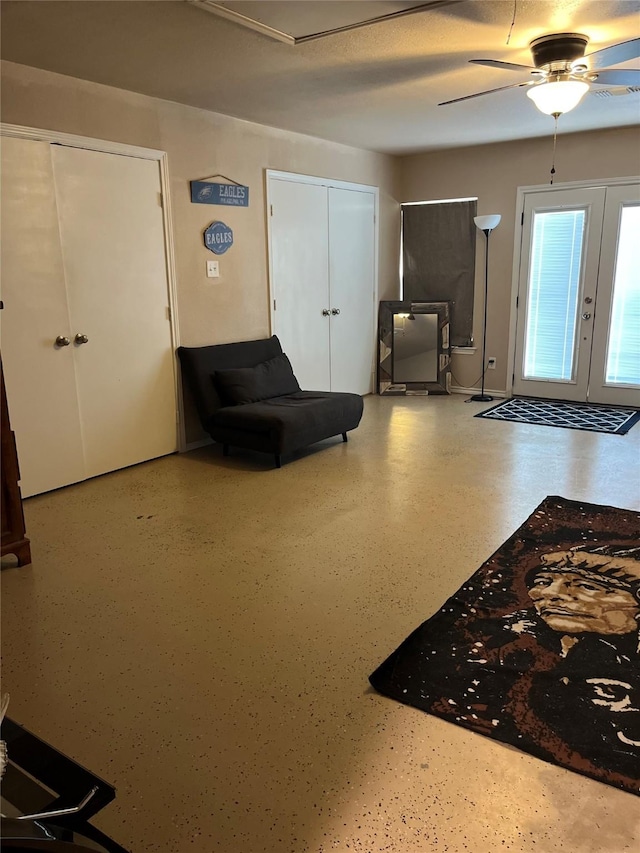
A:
213,353,301,404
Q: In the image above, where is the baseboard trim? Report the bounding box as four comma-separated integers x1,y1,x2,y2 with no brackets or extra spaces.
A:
450,385,508,399
184,437,214,452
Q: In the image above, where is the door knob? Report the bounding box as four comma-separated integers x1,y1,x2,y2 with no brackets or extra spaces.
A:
331,308,340,315
584,296,593,304
582,313,592,320
55,336,71,347
74,333,89,344
322,309,330,316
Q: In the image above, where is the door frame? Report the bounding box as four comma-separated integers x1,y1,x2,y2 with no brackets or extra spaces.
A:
506,175,640,399
0,123,184,448
265,169,380,390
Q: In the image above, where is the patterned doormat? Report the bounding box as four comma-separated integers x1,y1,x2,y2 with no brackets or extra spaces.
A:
369,496,640,796
476,397,640,434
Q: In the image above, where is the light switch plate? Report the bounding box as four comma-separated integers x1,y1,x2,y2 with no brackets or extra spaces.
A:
206,260,220,278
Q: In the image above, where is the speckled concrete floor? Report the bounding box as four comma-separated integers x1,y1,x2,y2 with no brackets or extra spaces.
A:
2,395,640,852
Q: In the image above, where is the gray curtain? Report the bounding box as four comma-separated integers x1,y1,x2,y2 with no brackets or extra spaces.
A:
402,200,477,347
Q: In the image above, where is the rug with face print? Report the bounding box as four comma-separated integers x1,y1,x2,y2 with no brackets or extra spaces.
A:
369,496,640,796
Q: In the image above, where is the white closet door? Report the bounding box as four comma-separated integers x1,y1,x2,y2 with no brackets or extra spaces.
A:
51,146,177,479
269,179,331,390
328,187,376,394
0,137,86,497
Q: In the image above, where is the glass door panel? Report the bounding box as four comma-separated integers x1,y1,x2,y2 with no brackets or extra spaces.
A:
605,205,640,385
523,209,585,382
589,186,640,407
512,187,605,402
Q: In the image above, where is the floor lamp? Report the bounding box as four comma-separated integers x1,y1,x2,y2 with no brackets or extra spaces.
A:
470,213,501,402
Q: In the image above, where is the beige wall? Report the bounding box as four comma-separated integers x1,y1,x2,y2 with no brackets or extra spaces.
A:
3,59,638,406
1,61,401,352
400,127,640,392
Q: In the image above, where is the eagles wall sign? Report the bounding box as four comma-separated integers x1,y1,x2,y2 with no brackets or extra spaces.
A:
191,180,249,207
204,221,234,255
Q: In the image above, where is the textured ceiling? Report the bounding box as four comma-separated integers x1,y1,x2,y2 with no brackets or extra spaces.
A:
1,0,639,154
199,1,449,41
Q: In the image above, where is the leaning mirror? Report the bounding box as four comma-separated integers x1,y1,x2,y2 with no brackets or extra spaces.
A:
378,301,451,395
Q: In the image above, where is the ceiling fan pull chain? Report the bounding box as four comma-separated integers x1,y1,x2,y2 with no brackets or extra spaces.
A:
550,115,559,185
506,0,517,45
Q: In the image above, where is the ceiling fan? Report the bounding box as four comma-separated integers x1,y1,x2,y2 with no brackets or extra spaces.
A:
440,33,640,115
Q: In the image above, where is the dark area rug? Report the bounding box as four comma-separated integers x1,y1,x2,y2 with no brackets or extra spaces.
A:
370,496,640,796
475,397,640,434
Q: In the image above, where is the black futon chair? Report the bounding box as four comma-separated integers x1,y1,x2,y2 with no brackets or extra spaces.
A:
177,335,363,467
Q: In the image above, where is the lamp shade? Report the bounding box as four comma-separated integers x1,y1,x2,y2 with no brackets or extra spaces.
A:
474,214,501,232
526,79,589,115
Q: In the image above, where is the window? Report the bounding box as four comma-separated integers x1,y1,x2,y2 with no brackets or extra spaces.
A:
605,204,640,386
523,209,586,381
401,198,477,347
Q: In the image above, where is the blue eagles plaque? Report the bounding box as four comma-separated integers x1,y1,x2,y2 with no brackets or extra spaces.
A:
191,181,249,207
204,221,234,255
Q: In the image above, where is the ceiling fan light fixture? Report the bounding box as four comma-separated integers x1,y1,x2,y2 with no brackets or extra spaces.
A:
526,79,589,115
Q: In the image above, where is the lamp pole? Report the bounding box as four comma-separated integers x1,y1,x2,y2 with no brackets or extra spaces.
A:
470,214,501,403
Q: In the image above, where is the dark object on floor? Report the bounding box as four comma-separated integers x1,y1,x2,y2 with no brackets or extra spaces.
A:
1,358,30,567
476,397,640,434
370,496,640,796
178,335,363,467
1,717,129,852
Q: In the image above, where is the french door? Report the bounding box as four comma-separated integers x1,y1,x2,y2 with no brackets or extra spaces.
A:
513,182,640,407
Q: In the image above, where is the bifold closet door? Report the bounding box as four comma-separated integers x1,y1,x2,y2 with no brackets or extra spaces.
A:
0,137,86,496
1,138,177,497
269,178,331,390
269,176,377,393
51,145,177,480
328,187,376,394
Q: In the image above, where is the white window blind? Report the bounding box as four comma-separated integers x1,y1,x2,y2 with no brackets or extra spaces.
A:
523,209,586,381
606,204,640,386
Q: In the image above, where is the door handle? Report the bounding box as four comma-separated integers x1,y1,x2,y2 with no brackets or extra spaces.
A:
75,333,89,344
322,309,330,316
55,336,71,347
582,313,592,320
331,308,340,315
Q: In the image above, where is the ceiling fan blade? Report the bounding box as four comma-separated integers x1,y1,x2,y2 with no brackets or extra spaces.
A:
469,59,537,72
591,68,640,86
583,37,640,69
439,81,533,106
